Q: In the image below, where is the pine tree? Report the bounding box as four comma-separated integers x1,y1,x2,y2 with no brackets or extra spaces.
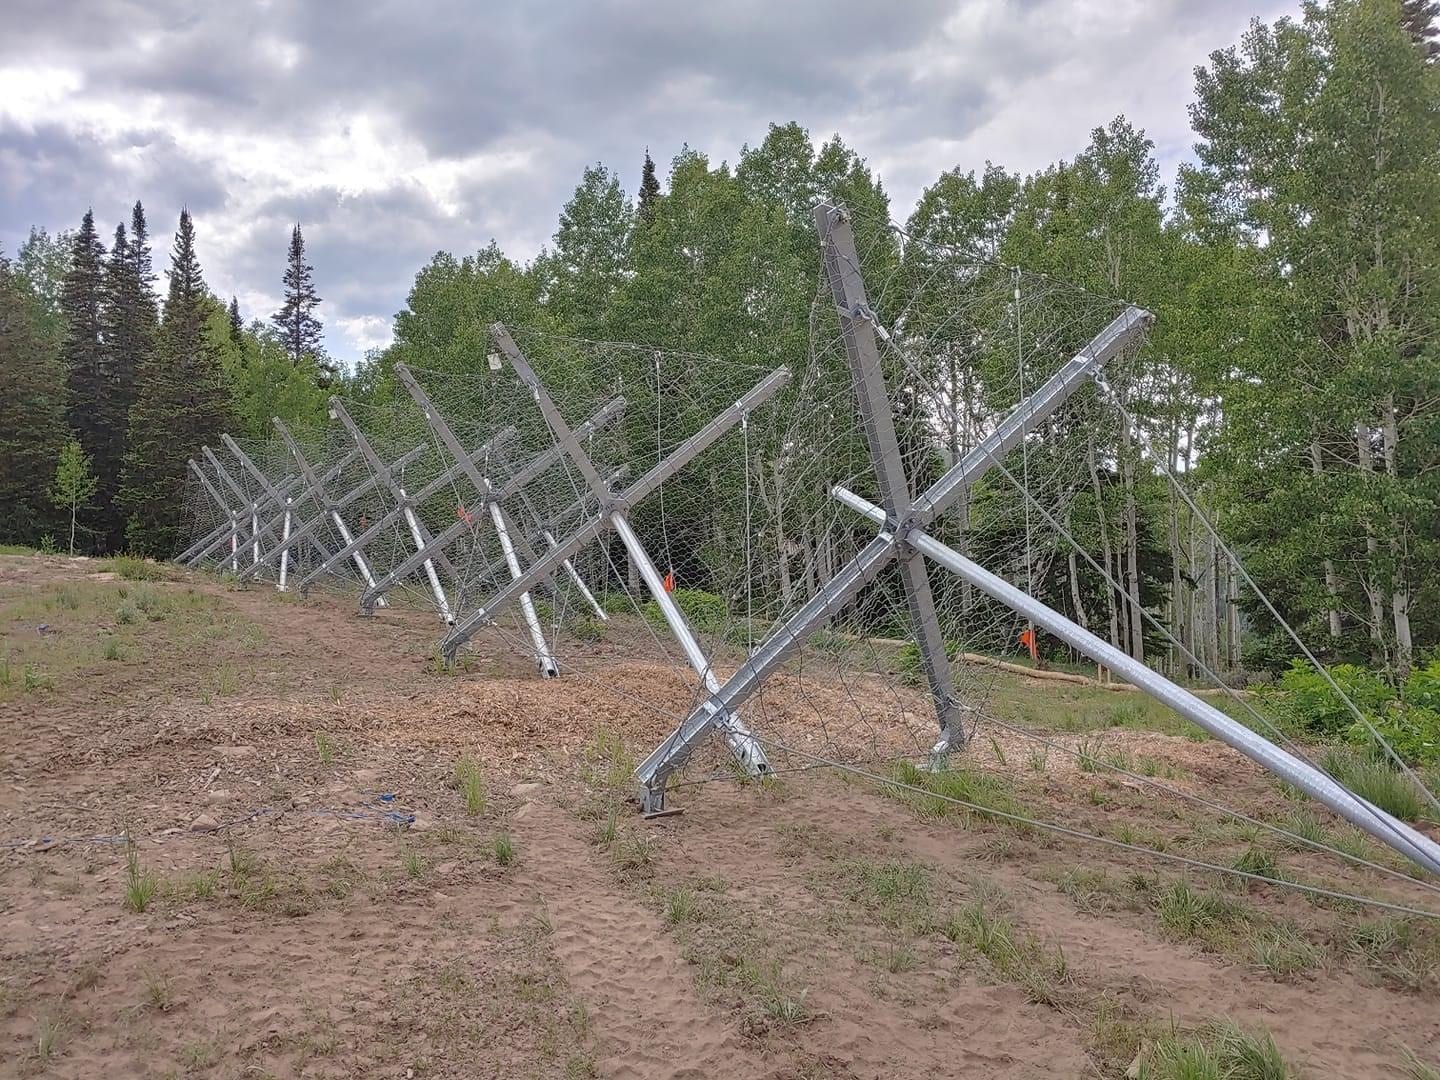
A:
59,210,110,550
272,224,323,362
0,253,69,545
228,296,244,345
1401,0,1440,57
119,209,232,555
638,150,661,224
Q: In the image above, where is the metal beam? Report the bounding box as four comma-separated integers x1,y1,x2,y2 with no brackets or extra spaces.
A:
392,363,555,676
816,202,961,761
833,485,1440,878
360,396,621,611
301,427,516,596
489,324,769,772
272,419,387,604
634,284,1149,808
442,360,791,661
330,399,455,622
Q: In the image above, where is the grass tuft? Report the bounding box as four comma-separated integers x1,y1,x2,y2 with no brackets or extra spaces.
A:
492,833,516,866
1323,748,1426,821
123,842,158,913
452,755,487,816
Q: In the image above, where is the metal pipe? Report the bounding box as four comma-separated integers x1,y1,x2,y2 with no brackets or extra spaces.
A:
278,501,292,591
833,485,1440,877
488,501,557,677
611,512,768,777
400,485,453,623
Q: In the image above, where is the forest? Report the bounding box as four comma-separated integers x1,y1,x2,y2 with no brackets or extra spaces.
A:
1,0,1437,692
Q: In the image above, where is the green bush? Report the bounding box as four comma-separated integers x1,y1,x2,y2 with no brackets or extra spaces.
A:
1265,660,1440,764
894,638,963,687
641,588,729,637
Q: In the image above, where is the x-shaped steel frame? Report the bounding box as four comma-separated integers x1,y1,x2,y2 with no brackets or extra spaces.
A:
632,203,1151,811
356,391,627,620
440,323,791,775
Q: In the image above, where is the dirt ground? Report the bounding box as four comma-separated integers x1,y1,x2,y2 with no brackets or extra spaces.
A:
2,553,1438,1079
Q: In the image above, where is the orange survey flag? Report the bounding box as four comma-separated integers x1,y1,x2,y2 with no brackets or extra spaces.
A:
1018,627,1038,661
662,570,676,593
456,505,475,526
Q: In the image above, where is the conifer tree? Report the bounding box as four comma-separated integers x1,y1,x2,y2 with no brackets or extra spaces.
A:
638,150,661,224
272,224,323,362
59,210,110,549
1401,0,1440,57
119,209,232,555
228,295,244,345
0,253,69,544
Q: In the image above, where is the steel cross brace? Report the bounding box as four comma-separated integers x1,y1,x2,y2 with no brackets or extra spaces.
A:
202,446,267,571
228,437,371,583
180,458,243,568
632,204,1153,810
272,419,390,606
329,399,458,623
359,393,626,615
387,362,557,677
299,424,517,598
817,202,964,766
221,434,321,590
440,354,792,664
491,445,608,622
453,323,789,776
829,487,1440,877
458,464,630,613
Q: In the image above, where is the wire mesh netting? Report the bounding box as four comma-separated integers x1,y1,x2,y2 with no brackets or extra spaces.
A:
173,203,1440,917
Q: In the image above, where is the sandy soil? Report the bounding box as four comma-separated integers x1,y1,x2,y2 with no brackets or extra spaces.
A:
1,554,1438,1079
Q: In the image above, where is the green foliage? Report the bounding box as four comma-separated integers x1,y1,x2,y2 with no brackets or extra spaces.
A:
1321,748,1428,821
641,588,729,637
0,255,68,546
1267,659,1440,764
48,440,98,555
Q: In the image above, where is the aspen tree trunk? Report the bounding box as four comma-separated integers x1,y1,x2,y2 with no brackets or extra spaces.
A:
1309,439,1344,639
1356,422,1387,656
1088,436,1121,651
1381,394,1412,675
1120,422,1145,662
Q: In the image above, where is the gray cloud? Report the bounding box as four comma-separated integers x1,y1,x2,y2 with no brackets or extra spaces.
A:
1,0,1294,365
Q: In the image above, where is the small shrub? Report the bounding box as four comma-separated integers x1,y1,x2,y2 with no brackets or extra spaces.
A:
641,588,729,637
1142,1018,1295,1080
101,636,124,661
1323,748,1426,821
1231,846,1283,882
111,555,162,581
115,604,139,625
313,731,338,765
571,616,605,643
492,833,516,865
663,887,696,925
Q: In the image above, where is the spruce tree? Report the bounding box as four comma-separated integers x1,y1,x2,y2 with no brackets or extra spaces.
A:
272,224,323,362
1401,0,1439,57
119,209,232,555
0,253,69,545
228,296,244,345
638,150,661,224
60,210,109,550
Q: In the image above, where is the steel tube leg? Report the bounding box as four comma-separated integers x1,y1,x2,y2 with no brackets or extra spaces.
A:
278,501,293,591
331,512,388,608
399,486,453,624
611,512,768,782
546,529,607,621
488,502,557,677
832,485,1440,877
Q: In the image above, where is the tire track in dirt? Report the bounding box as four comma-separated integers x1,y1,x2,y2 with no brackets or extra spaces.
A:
511,799,754,1080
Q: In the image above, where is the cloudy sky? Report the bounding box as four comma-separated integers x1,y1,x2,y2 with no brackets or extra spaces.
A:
1,0,1292,367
